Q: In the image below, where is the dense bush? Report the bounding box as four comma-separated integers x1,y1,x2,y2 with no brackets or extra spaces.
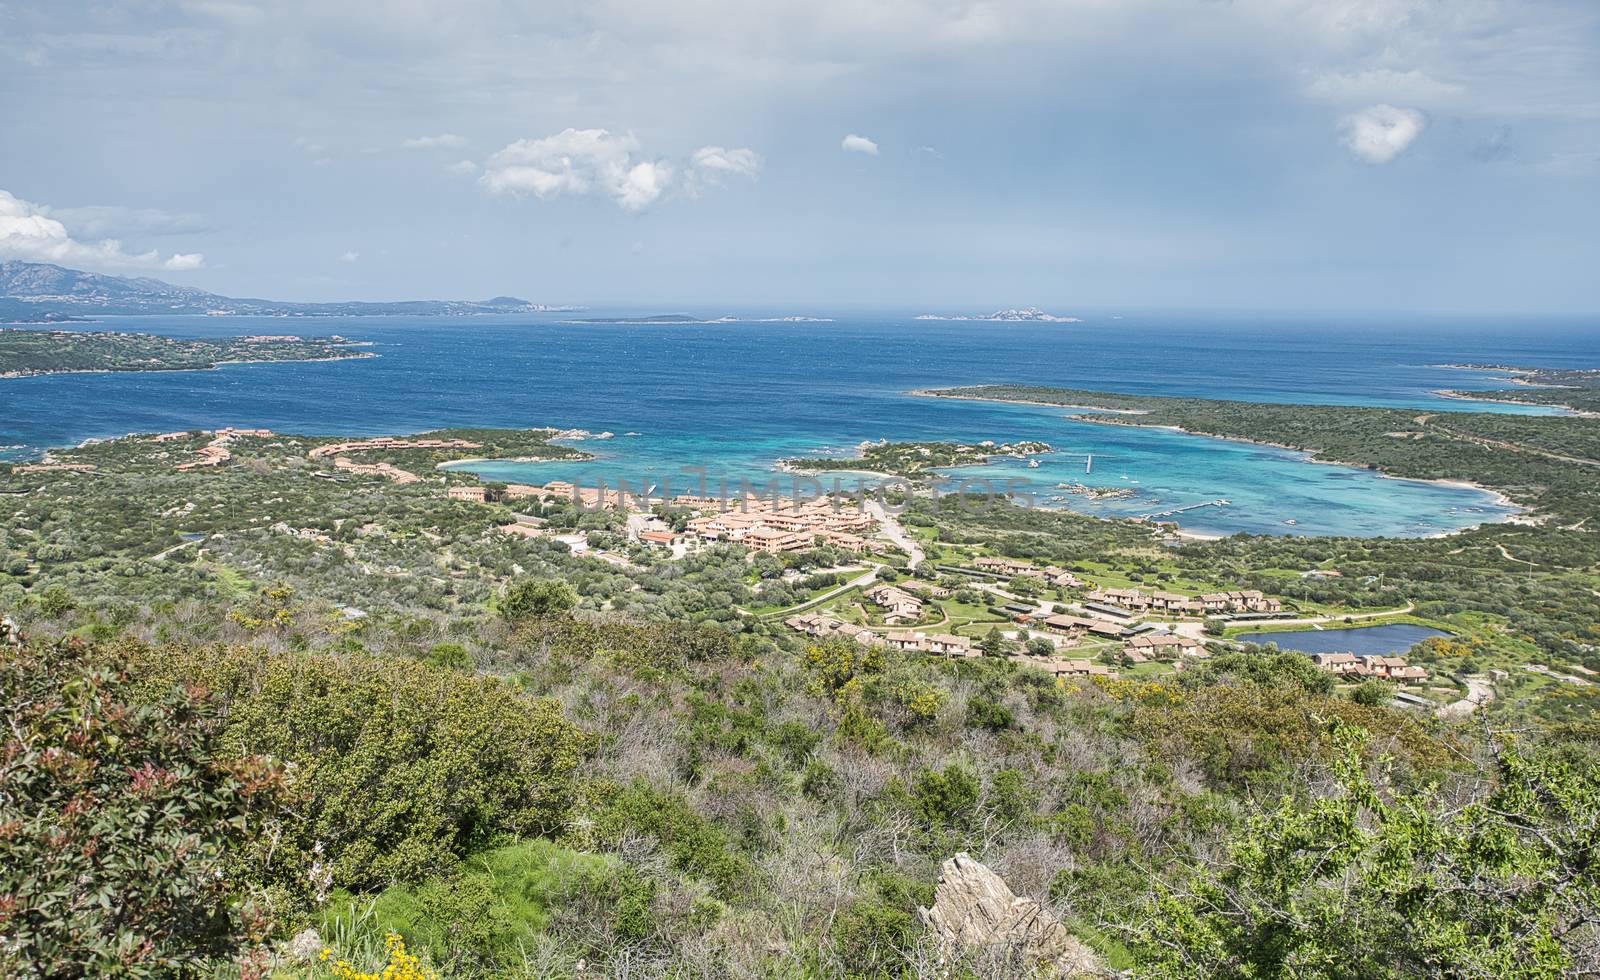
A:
0,638,287,977
1137,725,1600,977
111,642,593,891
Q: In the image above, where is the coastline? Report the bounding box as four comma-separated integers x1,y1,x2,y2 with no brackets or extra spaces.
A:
438,452,594,470
1432,388,1591,417
916,387,1530,530
1,349,376,381
909,388,1150,415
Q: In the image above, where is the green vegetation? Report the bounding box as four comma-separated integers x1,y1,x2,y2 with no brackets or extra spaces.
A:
1438,365,1600,414
0,328,373,377
781,439,1051,479
4,385,1600,976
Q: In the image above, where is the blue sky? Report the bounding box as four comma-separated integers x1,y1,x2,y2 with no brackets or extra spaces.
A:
1,0,1598,312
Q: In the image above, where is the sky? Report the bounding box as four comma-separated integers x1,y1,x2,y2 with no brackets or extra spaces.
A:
1,0,1598,313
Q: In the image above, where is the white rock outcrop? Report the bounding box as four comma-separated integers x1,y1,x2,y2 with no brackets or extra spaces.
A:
918,853,1102,976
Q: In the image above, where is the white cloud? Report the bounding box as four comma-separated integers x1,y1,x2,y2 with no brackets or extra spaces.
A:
841,133,879,155
445,159,479,176
339,250,359,263
403,133,467,149
1341,104,1427,163
479,129,757,211
685,145,762,194
689,146,762,179
0,189,206,271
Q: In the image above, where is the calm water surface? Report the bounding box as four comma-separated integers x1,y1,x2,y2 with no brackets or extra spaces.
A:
1245,624,1451,656
3,310,1594,537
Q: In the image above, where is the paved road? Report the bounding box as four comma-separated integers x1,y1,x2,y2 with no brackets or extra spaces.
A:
866,499,924,569
757,565,881,619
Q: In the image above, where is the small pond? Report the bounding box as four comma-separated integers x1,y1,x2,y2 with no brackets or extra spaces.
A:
1242,623,1449,656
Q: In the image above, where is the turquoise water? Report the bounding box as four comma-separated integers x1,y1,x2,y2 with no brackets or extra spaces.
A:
4,310,1592,537
1245,624,1450,655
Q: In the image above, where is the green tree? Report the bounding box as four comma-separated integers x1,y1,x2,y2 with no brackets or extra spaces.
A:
980,625,1009,658
498,577,577,622
1135,724,1600,978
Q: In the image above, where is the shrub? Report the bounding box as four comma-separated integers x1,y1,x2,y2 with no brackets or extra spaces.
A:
498,577,577,622
0,638,287,977
1136,724,1600,978
112,642,592,890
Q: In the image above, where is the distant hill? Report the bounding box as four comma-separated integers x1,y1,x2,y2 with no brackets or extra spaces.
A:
0,261,578,320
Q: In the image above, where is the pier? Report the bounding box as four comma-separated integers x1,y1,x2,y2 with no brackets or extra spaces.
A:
1140,498,1230,520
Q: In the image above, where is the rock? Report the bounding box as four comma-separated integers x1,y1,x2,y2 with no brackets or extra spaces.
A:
918,853,1103,977
285,928,323,962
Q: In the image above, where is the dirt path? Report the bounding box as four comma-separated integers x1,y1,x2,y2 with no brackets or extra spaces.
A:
1437,676,1495,719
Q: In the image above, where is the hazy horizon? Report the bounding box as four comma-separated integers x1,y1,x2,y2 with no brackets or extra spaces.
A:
3,2,1599,314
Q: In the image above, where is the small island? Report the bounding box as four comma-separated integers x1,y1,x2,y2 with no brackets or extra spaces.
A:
914,307,1081,323
559,313,833,324
0,329,375,379
780,439,1052,479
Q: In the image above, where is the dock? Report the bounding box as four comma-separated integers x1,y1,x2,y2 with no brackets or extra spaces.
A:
1139,498,1230,520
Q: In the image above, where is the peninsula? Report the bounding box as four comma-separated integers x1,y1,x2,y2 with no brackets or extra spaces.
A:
1432,364,1600,414
0,260,579,319
779,439,1052,479
0,329,374,378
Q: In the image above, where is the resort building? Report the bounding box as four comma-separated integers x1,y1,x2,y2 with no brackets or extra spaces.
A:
1042,614,1128,639
1123,632,1208,661
970,557,1082,587
1309,652,1427,681
1086,587,1282,617
743,527,809,554
447,486,491,503
864,584,924,623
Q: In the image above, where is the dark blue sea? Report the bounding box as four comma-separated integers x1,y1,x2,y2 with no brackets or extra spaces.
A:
3,309,1595,537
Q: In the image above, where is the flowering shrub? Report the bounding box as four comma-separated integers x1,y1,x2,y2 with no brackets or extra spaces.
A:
323,932,439,980
0,637,287,977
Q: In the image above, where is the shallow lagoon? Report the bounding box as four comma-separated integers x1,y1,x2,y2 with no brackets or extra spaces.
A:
6,311,1589,537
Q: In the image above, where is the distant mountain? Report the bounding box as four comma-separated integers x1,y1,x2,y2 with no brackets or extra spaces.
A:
0,261,580,320
915,307,1081,323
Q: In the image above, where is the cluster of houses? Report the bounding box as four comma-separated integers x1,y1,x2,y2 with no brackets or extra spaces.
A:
1310,652,1428,681
682,497,878,554
1028,658,1117,678
451,481,883,556
783,613,1123,678
175,427,274,471
1085,587,1282,617
969,557,1082,588
784,613,979,657
309,437,482,459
